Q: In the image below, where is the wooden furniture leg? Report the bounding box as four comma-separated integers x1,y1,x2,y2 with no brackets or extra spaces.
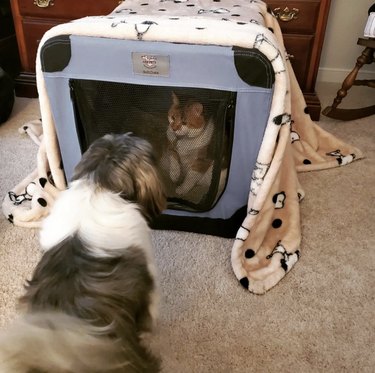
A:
322,40,375,121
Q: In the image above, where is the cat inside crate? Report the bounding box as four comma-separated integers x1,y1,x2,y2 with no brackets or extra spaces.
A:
159,91,224,204
72,81,229,208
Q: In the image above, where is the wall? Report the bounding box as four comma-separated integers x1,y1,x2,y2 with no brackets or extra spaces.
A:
318,0,375,83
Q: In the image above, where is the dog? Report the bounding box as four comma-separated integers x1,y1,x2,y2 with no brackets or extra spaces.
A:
0,133,166,372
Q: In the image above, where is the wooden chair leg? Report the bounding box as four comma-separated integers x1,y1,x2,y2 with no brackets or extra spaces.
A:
322,47,375,121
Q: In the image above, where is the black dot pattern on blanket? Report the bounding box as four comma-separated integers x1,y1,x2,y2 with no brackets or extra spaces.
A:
240,277,249,289
304,107,310,114
272,218,282,228
37,198,47,207
281,259,288,271
39,177,47,188
245,249,255,258
273,114,286,125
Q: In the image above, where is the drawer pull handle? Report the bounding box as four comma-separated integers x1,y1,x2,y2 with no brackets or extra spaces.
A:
273,7,299,22
33,0,54,8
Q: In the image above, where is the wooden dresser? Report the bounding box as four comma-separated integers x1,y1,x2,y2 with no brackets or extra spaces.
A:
10,0,121,97
11,0,330,120
267,0,331,120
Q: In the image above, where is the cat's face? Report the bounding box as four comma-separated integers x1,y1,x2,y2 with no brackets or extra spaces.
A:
168,92,205,136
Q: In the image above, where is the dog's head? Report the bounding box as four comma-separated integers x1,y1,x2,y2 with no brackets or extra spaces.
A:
72,133,166,221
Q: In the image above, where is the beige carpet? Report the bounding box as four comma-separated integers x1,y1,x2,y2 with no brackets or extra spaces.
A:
0,83,374,372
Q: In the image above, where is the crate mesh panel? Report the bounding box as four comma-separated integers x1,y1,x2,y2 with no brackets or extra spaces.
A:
70,80,235,212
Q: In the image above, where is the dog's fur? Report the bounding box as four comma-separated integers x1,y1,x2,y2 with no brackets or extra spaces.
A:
0,133,166,372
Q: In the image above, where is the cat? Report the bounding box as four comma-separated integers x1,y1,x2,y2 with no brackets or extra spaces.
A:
160,92,215,197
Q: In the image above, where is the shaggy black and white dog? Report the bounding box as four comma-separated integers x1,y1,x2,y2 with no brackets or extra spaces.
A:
0,133,166,372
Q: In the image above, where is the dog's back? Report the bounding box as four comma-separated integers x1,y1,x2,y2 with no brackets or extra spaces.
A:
0,312,129,372
0,134,165,372
0,235,160,372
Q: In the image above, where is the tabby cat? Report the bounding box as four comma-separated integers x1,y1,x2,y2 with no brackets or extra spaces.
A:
160,92,214,197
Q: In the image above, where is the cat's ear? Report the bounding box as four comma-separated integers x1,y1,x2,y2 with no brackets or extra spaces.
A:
171,91,179,105
189,102,203,117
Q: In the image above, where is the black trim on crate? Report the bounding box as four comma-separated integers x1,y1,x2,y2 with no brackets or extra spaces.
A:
233,46,274,89
41,35,72,72
151,205,247,238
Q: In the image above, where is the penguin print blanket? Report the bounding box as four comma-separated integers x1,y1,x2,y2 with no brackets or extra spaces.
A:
2,0,363,294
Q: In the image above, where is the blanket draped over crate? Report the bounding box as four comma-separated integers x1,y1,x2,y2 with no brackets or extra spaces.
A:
2,0,363,294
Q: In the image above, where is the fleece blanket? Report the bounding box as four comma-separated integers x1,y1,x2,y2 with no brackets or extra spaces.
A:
2,0,363,294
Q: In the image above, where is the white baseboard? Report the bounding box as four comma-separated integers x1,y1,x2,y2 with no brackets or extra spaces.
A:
317,67,375,83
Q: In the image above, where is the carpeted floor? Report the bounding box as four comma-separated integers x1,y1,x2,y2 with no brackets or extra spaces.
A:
0,83,374,372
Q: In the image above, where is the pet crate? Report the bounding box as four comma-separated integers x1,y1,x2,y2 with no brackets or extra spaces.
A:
39,9,275,238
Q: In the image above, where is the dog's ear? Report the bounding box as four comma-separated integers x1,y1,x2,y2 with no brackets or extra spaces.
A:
133,164,166,222
73,134,166,221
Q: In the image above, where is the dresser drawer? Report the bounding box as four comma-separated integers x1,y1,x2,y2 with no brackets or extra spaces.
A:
18,0,120,20
268,1,320,34
22,19,57,71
